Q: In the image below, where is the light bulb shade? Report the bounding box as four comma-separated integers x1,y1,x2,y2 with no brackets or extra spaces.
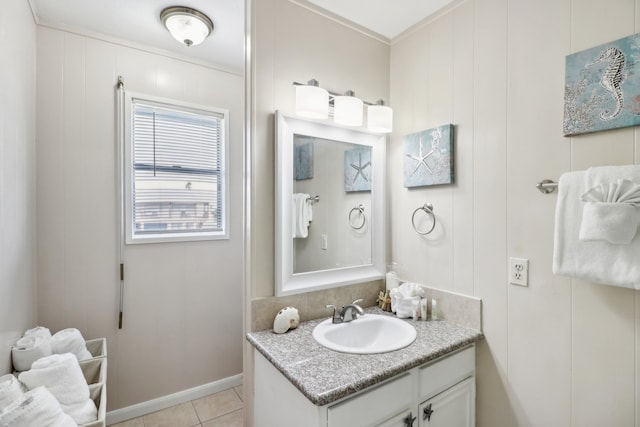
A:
295,85,329,119
161,7,213,47
367,104,393,133
334,95,363,126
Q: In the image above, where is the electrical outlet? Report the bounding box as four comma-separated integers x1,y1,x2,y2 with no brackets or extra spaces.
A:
509,257,529,287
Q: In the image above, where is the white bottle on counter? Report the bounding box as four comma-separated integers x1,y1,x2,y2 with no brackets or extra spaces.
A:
431,298,439,320
412,299,420,320
420,298,427,320
385,271,398,292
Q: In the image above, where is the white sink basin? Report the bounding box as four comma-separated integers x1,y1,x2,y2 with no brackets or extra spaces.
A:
312,314,417,354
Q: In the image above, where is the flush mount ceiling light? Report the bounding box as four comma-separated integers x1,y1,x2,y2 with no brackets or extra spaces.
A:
160,6,213,47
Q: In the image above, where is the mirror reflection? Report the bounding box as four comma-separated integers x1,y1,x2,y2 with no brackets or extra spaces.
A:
275,111,385,296
292,135,372,274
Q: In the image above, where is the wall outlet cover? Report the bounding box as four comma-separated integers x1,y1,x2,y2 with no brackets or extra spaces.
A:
509,257,529,287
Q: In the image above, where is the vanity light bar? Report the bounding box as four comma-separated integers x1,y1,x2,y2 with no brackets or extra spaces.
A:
292,81,381,106
293,81,393,133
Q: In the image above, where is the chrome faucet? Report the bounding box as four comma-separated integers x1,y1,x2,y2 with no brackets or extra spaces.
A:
325,299,364,324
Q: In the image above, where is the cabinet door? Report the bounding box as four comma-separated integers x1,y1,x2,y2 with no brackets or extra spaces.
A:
376,409,416,427
418,377,474,427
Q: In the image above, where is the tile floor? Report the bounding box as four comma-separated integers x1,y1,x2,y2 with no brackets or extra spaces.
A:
111,385,244,427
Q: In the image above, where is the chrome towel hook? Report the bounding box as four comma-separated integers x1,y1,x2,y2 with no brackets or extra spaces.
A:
349,204,366,230
412,203,436,235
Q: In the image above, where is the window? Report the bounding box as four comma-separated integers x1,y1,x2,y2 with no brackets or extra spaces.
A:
124,94,229,244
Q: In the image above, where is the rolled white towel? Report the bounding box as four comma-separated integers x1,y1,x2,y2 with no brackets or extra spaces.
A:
24,326,52,341
0,386,77,427
18,353,97,425
11,335,53,372
0,374,25,412
395,296,420,319
51,328,92,361
390,282,427,314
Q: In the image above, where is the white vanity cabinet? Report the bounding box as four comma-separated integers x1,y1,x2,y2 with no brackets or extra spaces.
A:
416,345,476,427
254,345,475,427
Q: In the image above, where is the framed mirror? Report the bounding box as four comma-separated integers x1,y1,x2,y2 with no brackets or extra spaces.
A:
275,111,386,296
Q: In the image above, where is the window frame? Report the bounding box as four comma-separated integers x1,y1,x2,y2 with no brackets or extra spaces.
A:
124,92,230,244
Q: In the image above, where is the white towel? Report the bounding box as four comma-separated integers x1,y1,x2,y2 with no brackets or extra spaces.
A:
393,296,420,319
292,193,313,238
579,202,638,244
578,167,640,244
23,326,52,341
581,178,640,205
390,282,426,318
18,353,97,425
11,335,53,372
0,375,25,412
51,328,92,361
552,170,640,289
0,386,77,427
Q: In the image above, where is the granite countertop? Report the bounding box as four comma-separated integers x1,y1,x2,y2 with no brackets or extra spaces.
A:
246,307,483,406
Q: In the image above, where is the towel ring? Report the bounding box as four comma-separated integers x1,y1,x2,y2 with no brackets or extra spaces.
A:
412,203,436,235
349,204,366,230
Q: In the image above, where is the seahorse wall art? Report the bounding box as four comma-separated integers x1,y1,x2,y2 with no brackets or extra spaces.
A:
587,46,626,121
563,32,640,136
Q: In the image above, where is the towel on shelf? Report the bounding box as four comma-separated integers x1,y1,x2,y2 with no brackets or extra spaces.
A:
0,386,77,427
553,169,640,289
292,193,313,238
0,374,25,412
18,353,97,425
51,328,92,361
23,326,52,341
11,335,53,372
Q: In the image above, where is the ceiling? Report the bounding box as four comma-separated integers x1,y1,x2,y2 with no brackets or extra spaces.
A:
305,0,456,40
30,0,245,74
30,0,456,75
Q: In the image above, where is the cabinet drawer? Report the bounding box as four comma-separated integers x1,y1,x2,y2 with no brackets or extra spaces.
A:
418,346,475,400
328,372,413,427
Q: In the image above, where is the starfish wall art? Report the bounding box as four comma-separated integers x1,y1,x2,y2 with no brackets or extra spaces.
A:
403,124,454,188
344,146,372,192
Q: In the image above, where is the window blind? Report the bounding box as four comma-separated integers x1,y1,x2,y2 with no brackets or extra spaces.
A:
131,100,225,237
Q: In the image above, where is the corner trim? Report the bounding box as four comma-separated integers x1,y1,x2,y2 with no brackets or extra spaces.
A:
105,374,243,425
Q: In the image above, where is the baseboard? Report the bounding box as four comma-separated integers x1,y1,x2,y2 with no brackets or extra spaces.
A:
105,373,243,425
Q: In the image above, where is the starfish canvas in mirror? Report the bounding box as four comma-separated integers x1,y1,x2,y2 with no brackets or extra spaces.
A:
564,32,640,136
403,124,454,188
294,139,313,180
344,146,372,192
